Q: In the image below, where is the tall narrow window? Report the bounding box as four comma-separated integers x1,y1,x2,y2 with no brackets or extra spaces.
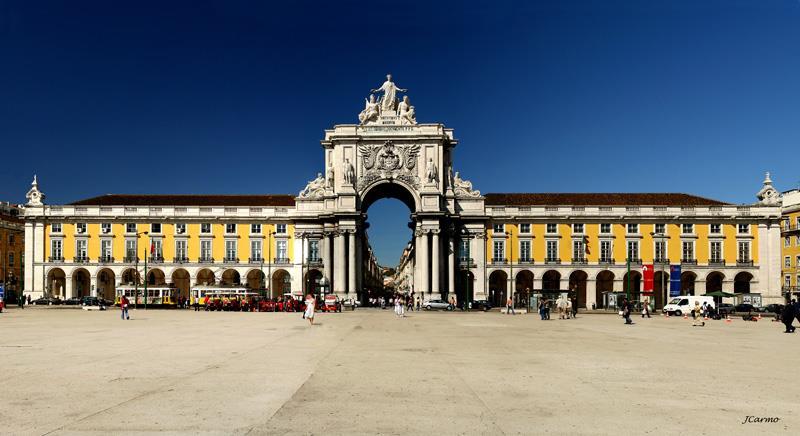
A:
51,240,63,260
682,241,694,261
573,240,585,260
459,240,470,261
519,240,531,262
493,240,505,262
151,240,163,259
600,240,612,262
546,240,558,261
200,240,212,261
654,241,666,262
710,241,722,263
626,240,639,261
176,240,187,261
738,241,750,262
225,240,237,261
250,240,262,261
276,240,288,261
308,240,319,261
76,239,87,260
101,240,112,261
125,240,137,261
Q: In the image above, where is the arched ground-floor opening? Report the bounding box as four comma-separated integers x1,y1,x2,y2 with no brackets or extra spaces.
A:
272,269,291,298
305,269,323,297
706,271,724,293
542,270,561,292
623,271,642,301
97,268,116,300
569,270,588,308
47,268,66,298
147,268,166,286
596,270,614,309
653,271,668,309
246,269,265,291
72,268,91,298
121,268,139,285
457,270,474,306
171,269,190,300
515,270,534,308
196,269,216,286
681,271,697,296
734,272,753,294
488,270,508,308
221,269,241,286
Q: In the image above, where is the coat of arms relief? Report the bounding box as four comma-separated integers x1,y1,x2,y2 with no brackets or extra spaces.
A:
357,141,421,191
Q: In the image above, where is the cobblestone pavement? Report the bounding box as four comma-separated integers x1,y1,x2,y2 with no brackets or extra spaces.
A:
0,307,797,435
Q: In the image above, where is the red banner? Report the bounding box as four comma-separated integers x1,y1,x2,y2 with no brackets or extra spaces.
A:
642,264,654,294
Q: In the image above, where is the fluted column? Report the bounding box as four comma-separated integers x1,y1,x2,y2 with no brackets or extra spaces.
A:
334,231,345,295
418,230,429,295
448,236,455,301
322,232,332,286
348,230,356,295
431,230,440,298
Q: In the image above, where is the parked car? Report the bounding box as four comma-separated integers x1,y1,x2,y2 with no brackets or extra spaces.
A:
81,296,110,306
423,299,454,311
63,297,82,306
734,303,757,313
717,303,734,316
764,304,785,314
470,300,492,311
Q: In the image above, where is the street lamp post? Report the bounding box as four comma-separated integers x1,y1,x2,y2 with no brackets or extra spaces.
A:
267,231,275,299
651,231,667,311
134,231,148,310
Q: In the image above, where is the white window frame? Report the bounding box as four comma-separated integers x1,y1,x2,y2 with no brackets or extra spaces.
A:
600,223,611,234
250,239,262,261
225,223,237,235
51,223,62,233
76,222,87,234
201,223,212,234
459,240,471,261
175,223,186,234
600,240,612,262
682,241,694,261
150,223,162,234
710,241,723,262
308,240,320,261
573,223,584,234
546,240,558,260
251,223,262,235
276,224,287,234
151,239,163,259
200,240,212,260
276,240,288,260
572,239,585,260
101,222,111,234
786,237,791,247
785,256,791,268
126,223,137,234
626,223,639,235
492,223,505,234
101,239,112,260
125,239,137,260
709,223,722,234
654,240,667,262
493,240,505,261
51,239,63,259
654,223,666,235
546,223,557,234
225,240,237,260
519,240,531,262
76,239,88,260
626,240,639,261
175,239,187,260
737,223,750,234
682,223,694,234
785,275,791,287
738,241,750,261
519,223,531,234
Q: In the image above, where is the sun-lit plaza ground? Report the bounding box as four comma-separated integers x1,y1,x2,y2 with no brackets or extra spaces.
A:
1,306,797,435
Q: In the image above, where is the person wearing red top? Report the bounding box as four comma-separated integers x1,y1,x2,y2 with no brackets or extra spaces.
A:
120,295,130,320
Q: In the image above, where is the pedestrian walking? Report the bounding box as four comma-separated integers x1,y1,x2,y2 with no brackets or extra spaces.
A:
641,297,651,318
304,294,316,325
566,298,573,319
18,294,25,309
691,301,705,327
416,297,421,311
505,297,515,315
571,297,578,318
27,294,31,305
544,298,551,320
622,298,633,325
781,303,796,333
120,295,130,320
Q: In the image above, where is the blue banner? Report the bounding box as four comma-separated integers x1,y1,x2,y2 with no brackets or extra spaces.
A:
669,265,681,297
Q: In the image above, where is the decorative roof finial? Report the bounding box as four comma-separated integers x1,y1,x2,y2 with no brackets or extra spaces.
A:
764,171,772,184
26,174,45,206
755,171,779,206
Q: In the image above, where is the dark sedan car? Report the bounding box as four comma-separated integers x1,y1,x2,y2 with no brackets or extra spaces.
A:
32,297,62,305
63,297,82,306
470,300,492,311
764,304,785,314
734,303,757,313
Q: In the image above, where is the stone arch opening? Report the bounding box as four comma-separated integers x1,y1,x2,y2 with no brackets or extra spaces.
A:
72,268,91,298
196,268,216,286
47,268,66,298
515,270,534,306
705,271,724,293
171,268,190,299
457,270,474,305
246,269,265,291
569,270,588,309
147,268,166,286
121,268,140,285
542,270,561,292
305,269,323,297
653,270,668,309
488,270,508,308
681,271,697,296
360,179,419,213
623,271,642,299
272,269,292,298
596,270,615,309
221,269,241,286
734,272,753,294
97,268,116,301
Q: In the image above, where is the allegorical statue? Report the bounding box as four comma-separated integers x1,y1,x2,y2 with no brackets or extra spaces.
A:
398,95,417,125
371,73,407,113
359,94,380,125
326,162,335,188
344,158,356,185
299,172,326,198
425,158,438,184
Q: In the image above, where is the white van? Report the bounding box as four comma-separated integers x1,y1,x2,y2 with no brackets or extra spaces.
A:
662,296,715,316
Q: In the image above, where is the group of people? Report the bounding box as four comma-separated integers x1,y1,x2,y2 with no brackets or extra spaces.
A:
369,295,420,312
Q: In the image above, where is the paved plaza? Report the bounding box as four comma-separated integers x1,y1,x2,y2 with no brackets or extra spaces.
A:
0,307,797,435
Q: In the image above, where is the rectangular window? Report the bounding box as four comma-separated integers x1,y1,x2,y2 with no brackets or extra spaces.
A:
151,223,161,234
125,240,137,260
76,222,87,234
573,223,584,234
459,240,470,261
738,241,750,261
796,255,800,268
654,241,666,262
546,240,558,260
276,240,288,260
797,235,800,246
276,224,287,234
101,240,112,260
76,239,87,260
225,223,236,234
627,240,639,261
201,223,211,234
786,257,791,268
175,223,186,234
492,223,504,234
654,223,666,235
682,241,694,261
175,240,187,260
600,240,612,262
626,223,638,234
249,240,262,261
8,253,13,266
308,240,320,261
682,223,694,234
200,240,212,260
710,223,721,234
785,275,791,287
737,223,749,234
225,240,237,260
519,223,531,234
126,223,137,233
546,223,558,234
493,240,505,261
519,240,531,261
786,237,791,247
51,240,63,259
573,240,585,260
251,223,261,234
710,241,722,262
101,222,111,234
600,223,611,234
152,240,163,258
51,223,62,233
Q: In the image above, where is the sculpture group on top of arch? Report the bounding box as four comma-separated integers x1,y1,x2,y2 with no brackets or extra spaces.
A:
359,74,417,125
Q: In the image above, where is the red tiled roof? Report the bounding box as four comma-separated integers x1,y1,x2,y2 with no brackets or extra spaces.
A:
484,193,729,207
69,194,296,207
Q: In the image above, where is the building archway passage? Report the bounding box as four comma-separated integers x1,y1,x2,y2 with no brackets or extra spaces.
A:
706,271,724,293
272,269,291,298
72,268,91,298
653,271,668,309
305,269,323,296
121,268,139,285
221,269,241,286
246,270,265,291
542,270,561,293
147,268,166,286
681,271,697,296
488,270,508,308
196,269,216,286
623,271,642,300
569,270,588,308
596,270,614,309
515,270,534,307
172,269,190,299
47,268,66,298
97,268,115,300
734,272,753,294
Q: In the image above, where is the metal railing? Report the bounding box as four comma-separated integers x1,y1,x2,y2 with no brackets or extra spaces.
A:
571,258,588,264
150,256,164,263
681,259,697,265
49,256,64,262
123,256,139,263
248,257,263,263
737,259,754,267
223,257,239,264
174,256,189,264
545,258,561,264
274,257,290,265
491,258,508,264
199,256,215,263
99,256,114,264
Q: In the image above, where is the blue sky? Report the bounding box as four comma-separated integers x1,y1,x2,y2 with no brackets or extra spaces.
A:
1,1,799,265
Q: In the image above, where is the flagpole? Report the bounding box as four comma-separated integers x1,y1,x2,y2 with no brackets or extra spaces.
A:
144,236,149,311
626,257,631,301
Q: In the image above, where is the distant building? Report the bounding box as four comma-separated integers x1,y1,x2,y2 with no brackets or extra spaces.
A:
781,187,800,299
1,202,25,301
